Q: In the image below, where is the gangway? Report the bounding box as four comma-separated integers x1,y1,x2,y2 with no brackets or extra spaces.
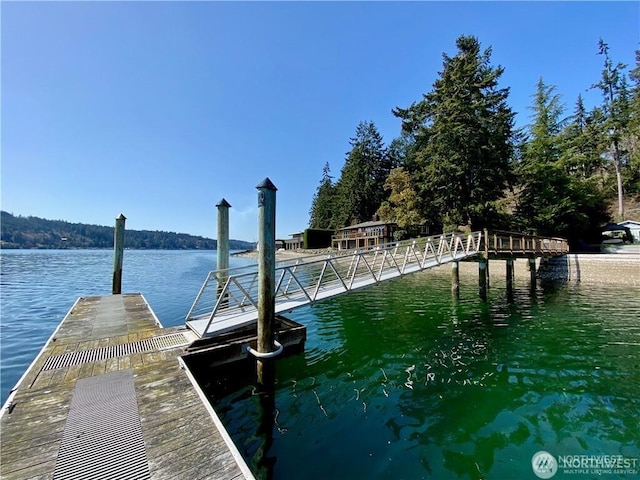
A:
186,231,484,338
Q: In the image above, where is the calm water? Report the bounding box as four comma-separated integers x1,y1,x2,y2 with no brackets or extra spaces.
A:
193,267,640,480
1,250,639,479
0,249,254,404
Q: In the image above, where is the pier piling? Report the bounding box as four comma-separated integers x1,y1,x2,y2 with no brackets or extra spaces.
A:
216,199,231,304
451,261,460,298
506,258,514,291
112,213,126,295
478,258,488,301
256,178,278,384
529,257,537,289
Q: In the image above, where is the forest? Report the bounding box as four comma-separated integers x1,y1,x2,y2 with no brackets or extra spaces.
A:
308,36,639,248
0,212,255,250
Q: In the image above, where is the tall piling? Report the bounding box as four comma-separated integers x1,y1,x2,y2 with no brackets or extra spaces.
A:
112,213,126,295
256,178,278,384
451,261,460,298
506,258,514,300
528,257,537,289
506,258,514,291
478,258,488,301
216,199,231,302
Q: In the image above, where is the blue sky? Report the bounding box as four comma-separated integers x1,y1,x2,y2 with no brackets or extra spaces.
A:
2,2,638,242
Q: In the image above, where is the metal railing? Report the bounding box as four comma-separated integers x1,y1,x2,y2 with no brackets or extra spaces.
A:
186,231,483,337
185,229,569,337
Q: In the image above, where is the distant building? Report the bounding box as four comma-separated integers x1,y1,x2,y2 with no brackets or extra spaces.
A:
283,229,334,250
284,232,304,250
618,220,640,243
332,220,398,250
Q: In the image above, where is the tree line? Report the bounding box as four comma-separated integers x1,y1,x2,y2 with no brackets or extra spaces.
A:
0,211,255,250
308,35,639,247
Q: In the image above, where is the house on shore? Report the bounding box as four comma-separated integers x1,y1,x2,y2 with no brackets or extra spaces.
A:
282,229,335,250
332,220,399,250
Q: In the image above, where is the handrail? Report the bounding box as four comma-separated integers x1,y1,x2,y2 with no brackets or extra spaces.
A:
185,230,568,337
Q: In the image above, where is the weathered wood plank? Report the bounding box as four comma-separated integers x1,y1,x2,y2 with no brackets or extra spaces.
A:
0,294,252,480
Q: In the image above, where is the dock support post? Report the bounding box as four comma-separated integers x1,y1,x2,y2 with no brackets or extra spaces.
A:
112,213,126,295
256,178,278,385
506,258,514,296
528,257,537,289
451,261,460,298
478,258,488,301
216,199,231,303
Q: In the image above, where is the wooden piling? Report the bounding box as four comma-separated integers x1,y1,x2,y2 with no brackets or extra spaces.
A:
112,214,126,295
451,261,460,298
256,178,277,385
478,258,488,301
528,257,537,288
216,199,231,304
506,258,514,292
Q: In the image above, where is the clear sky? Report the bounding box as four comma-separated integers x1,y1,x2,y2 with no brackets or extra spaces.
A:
2,1,638,242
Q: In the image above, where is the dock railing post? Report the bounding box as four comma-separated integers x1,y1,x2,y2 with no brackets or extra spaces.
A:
216,199,231,304
256,178,278,385
112,213,126,295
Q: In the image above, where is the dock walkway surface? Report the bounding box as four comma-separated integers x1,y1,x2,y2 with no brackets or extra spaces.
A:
0,293,255,480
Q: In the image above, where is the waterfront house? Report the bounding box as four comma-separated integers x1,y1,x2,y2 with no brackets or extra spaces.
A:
332,220,398,250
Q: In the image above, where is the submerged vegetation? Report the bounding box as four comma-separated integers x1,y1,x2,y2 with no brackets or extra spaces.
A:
309,36,639,247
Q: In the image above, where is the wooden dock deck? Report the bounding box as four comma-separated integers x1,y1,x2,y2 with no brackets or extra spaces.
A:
0,293,255,480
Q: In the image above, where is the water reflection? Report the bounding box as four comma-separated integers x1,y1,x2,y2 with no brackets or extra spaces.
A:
199,270,640,480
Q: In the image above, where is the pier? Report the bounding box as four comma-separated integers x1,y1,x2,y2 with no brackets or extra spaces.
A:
0,294,255,480
186,229,569,338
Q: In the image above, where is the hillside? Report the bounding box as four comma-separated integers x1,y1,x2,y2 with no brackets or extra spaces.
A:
0,212,255,250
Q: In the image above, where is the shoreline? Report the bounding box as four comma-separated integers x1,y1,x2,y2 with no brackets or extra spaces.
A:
234,249,640,286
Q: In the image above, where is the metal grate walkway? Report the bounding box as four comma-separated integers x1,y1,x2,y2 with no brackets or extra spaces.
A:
53,369,150,480
42,333,190,371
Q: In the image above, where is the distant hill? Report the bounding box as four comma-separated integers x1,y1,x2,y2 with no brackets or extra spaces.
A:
0,212,255,250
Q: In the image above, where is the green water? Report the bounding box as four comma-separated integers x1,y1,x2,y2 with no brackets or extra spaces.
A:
193,268,640,480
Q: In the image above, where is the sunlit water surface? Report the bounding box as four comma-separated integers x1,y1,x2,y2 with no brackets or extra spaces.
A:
195,269,640,480
0,249,254,403
1,250,638,479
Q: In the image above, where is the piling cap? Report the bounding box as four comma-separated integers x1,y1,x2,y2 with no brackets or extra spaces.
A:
216,198,232,208
256,177,277,191
116,213,127,220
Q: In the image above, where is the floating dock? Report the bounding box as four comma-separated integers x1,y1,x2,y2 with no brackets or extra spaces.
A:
0,294,256,480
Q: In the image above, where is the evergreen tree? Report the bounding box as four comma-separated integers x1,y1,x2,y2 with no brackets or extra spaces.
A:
559,95,605,179
592,39,630,220
308,162,337,229
622,49,640,195
393,35,515,231
516,79,607,244
334,121,389,226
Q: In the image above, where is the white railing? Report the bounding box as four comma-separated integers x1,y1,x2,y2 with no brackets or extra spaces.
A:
185,231,483,337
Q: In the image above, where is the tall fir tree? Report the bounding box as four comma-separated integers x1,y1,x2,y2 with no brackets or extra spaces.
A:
516,79,607,243
560,95,605,179
392,35,515,231
592,38,630,220
309,162,337,229
334,121,389,226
